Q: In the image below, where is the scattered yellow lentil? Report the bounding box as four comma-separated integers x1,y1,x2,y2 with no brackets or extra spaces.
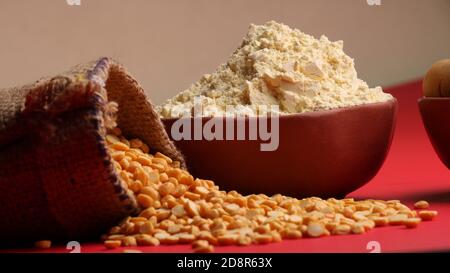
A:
418,210,438,221
103,129,438,252
34,240,52,249
104,240,122,249
414,200,429,209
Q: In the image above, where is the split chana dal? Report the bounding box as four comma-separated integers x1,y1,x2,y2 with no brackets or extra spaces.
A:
103,128,437,253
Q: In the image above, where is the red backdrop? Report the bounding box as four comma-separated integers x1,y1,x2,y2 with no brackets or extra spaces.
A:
3,80,450,253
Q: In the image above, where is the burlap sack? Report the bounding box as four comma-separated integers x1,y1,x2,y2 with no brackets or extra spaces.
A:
0,57,185,245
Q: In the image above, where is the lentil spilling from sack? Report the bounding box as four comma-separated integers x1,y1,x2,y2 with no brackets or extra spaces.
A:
104,128,437,252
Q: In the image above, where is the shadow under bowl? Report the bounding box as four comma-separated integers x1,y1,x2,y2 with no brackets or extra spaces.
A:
419,97,450,169
162,99,397,198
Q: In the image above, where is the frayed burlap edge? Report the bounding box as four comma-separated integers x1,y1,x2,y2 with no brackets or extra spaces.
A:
0,57,185,244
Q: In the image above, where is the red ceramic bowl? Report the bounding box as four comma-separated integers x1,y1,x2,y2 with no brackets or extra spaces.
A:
162,99,397,198
419,97,450,169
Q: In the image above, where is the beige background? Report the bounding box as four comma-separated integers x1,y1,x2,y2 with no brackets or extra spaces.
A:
0,0,449,104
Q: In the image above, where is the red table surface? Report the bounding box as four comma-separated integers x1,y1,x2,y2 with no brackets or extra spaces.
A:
3,79,450,253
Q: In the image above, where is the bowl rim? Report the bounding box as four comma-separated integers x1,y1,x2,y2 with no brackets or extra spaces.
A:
418,96,450,103
160,98,398,122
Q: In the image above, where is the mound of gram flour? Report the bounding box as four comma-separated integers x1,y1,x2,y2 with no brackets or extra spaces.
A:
158,21,393,118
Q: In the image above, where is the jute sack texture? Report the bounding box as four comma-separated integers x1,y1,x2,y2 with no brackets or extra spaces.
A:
0,57,185,244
